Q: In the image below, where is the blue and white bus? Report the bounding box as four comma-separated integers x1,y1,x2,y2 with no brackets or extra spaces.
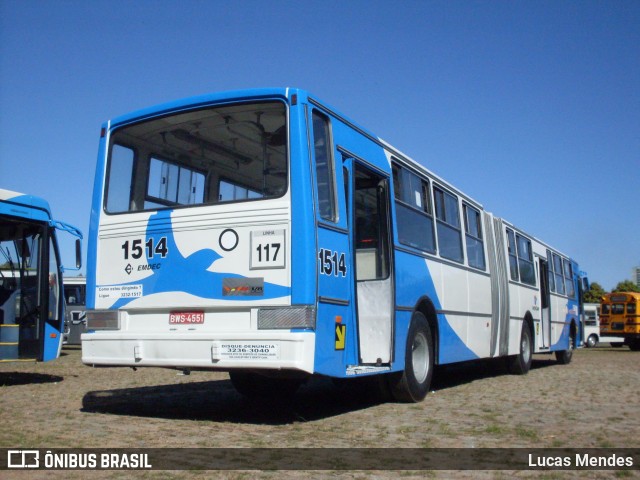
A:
0,189,82,362
82,88,585,401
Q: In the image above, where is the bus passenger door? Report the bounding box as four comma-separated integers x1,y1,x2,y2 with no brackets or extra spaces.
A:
0,221,50,361
347,160,394,365
539,258,551,348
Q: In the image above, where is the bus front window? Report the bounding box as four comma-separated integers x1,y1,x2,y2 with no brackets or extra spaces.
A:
105,101,288,214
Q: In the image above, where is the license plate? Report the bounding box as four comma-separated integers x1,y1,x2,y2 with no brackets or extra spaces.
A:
169,311,205,324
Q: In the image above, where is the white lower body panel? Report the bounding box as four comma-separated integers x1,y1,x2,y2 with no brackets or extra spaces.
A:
81,331,315,373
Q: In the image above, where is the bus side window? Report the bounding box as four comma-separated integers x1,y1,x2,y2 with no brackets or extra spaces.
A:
392,163,436,253
463,203,486,270
515,234,535,286
547,250,556,292
106,144,135,213
343,166,350,226
552,254,565,295
507,229,518,281
563,259,575,297
433,186,463,263
312,110,337,222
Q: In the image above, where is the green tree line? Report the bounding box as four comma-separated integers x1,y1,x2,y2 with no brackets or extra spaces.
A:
584,280,640,303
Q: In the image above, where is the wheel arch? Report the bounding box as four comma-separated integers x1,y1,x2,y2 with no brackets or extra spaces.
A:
568,318,579,350
523,311,535,347
413,295,439,365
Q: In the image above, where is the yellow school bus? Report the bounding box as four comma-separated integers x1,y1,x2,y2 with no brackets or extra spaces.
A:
600,292,640,350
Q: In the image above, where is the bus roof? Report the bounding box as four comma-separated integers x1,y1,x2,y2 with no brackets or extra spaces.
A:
101,88,572,263
603,292,640,302
105,88,293,129
104,88,485,208
0,188,53,222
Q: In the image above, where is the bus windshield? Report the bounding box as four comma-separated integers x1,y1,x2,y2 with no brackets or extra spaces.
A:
0,223,41,278
105,101,288,213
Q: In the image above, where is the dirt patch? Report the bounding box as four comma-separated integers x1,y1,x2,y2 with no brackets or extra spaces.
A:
1,345,638,479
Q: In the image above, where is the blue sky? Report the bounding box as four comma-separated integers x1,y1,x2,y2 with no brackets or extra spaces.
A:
0,0,638,291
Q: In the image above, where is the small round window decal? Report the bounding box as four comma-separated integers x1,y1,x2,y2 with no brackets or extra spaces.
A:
219,229,239,252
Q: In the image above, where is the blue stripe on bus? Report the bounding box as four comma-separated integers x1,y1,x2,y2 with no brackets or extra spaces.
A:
43,322,60,362
86,130,109,309
289,89,316,306
550,297,578,351
395,251,478,365
103,209,290,309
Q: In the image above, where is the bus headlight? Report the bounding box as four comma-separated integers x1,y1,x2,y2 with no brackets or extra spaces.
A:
258,306,315,330
86,310,121,330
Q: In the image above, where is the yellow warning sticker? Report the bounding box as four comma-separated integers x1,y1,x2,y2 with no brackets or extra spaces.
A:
335,324,346,350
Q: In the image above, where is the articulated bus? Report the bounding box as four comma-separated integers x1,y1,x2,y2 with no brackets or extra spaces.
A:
600,292,640,351
82,88,585,401
0,189,82,362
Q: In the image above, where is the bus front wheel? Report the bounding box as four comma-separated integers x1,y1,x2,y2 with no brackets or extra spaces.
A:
388,312,434,403
586,334,598,348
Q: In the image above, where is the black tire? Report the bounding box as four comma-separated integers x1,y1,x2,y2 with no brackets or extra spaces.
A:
586,334,598,348
555,330,576,364
610,342,624,348
332,374,393,402
388,312,434,403
628,339,640,352
507,321,533,374
229,370,302,400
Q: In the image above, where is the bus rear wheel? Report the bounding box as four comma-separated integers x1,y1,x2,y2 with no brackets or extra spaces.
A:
388,312,434,403
628,339,640,351
586,334,598,348
507,321,532,374
555,330,575,364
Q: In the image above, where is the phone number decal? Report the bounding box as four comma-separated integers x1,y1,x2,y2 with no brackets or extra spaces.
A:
219,342,280,360
97,284,143,300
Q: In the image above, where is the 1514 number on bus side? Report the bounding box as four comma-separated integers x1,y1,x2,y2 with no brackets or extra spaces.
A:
318,248,347,277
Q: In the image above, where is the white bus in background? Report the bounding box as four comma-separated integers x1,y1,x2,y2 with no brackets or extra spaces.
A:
63,276,86,345
582,303,624,348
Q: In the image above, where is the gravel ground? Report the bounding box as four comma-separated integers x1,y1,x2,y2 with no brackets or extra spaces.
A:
1,344,638,479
